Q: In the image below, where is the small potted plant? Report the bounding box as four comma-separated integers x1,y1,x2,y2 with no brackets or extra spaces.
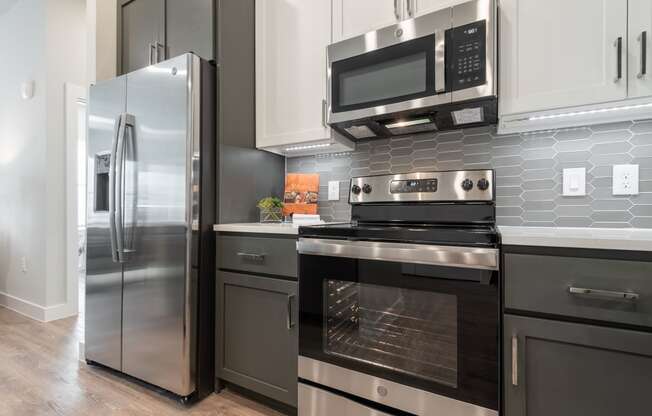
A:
257,197,284,223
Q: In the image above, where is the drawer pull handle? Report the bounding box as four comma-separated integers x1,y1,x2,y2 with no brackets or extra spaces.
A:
237,252,266,261
569,286,639,301
511,335,518,387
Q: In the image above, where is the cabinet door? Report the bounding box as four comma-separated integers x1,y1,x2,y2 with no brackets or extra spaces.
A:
118,0,165,74
412,0,464,17
505,314,652,416
332,0,402,42
629,0,652,98
166,0,214,62
499,0,627,115
255,0,331,148
217,271,298,406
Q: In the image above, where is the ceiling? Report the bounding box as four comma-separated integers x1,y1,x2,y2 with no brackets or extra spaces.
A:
0,0,19,15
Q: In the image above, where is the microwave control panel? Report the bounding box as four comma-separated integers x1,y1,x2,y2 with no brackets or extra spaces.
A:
446,20,486,91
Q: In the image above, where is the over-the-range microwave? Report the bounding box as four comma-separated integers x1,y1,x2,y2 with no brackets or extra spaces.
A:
327,0,497,141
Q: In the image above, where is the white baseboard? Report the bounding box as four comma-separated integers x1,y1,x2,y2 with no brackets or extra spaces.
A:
0,291,77,322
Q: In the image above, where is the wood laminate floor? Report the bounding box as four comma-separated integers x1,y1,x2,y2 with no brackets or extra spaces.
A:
0,306,282,416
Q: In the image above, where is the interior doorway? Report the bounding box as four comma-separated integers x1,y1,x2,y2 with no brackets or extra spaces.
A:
65,83,87,322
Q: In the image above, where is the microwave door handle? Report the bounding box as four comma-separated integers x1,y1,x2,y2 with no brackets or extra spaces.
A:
435,30,446,93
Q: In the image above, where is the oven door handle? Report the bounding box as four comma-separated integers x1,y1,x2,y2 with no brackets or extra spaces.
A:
297,238,499,271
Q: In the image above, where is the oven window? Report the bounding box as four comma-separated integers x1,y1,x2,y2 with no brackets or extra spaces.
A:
338,52,427,108
324,280,458,388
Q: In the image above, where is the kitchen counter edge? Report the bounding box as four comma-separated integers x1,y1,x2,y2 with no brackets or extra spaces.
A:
499,226,652,252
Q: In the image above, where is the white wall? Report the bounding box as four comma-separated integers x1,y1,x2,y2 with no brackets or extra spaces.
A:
45,0,87,307
0,0,86,319
0,0,48,308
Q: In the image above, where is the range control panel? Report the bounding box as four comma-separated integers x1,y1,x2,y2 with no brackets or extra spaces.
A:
446,20,487,91
350,170,494,204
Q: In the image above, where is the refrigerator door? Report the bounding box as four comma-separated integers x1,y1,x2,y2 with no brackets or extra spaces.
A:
85,76,127,370
121,54,198,396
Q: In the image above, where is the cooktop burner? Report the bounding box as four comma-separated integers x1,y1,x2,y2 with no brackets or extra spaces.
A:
299,170,498,247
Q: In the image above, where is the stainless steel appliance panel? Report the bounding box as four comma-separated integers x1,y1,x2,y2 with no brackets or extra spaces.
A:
85,76,127,371
298,383,393,416
327,7,453,125
121,54,196,396
349,170,494,203
299,356,498,416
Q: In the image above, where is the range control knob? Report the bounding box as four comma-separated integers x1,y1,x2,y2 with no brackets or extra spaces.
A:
351,184,362,195
461,179,474,191
362,184,373,194
477,178,490,191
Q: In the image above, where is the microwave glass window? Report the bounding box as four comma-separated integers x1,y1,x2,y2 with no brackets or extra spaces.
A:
338,52,427,108
324,279,458,388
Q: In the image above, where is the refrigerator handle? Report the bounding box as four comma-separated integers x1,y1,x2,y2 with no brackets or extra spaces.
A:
108,114,123,263
115,113,135,263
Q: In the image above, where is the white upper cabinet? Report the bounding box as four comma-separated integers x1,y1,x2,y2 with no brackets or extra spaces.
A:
255,0,332,151
412,0,466,17
332,0,403,42
499,0,628,116
628,0,652,98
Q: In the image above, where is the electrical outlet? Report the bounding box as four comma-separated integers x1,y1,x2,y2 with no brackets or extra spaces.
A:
613,164,639,196
563,168,586,196
20,257,27,273
328,181,340,201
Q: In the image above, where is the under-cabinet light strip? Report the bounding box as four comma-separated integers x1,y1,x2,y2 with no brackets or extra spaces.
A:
528,102,652,121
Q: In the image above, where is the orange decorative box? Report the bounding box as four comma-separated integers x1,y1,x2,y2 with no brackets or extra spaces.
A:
283,173,319,216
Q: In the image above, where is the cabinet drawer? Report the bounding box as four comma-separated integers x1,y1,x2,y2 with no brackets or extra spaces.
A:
505,253,652,328
217,234,297,278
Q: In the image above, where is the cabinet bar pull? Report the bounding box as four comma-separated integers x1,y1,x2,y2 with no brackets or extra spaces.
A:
406,0,413,18
236,252,266,261
615,37,623,83
155,42,166,63
639,31,647,79
569,286,639,301
148,43,156,66
511,335,518,386
394,0,400,20
287,294,296,329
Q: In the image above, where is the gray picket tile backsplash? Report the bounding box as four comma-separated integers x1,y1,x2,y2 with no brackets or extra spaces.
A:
286,120,652,227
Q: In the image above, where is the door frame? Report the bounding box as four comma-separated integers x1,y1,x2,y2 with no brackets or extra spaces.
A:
64,82,88,320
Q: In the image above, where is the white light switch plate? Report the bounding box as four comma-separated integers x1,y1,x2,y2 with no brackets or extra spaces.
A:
563,168,586,196
328,181,340,201
613,164,639,195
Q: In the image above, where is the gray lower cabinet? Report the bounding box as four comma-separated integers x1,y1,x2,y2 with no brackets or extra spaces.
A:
504,313,652,416
216,270,298,407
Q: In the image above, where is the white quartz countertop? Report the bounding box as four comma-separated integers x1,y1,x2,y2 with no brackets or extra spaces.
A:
213,223,652,251
213,222,301,235
498,226,652,252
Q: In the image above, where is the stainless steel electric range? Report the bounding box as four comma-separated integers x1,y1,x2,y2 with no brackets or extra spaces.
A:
297,170,500,416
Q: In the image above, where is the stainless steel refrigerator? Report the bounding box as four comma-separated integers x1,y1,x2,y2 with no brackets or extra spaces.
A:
85,53,216,401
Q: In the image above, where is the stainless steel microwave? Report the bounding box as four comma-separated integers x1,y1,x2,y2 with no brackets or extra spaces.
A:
327,0,497,140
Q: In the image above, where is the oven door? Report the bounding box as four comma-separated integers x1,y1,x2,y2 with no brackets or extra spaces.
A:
298,238,499,416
